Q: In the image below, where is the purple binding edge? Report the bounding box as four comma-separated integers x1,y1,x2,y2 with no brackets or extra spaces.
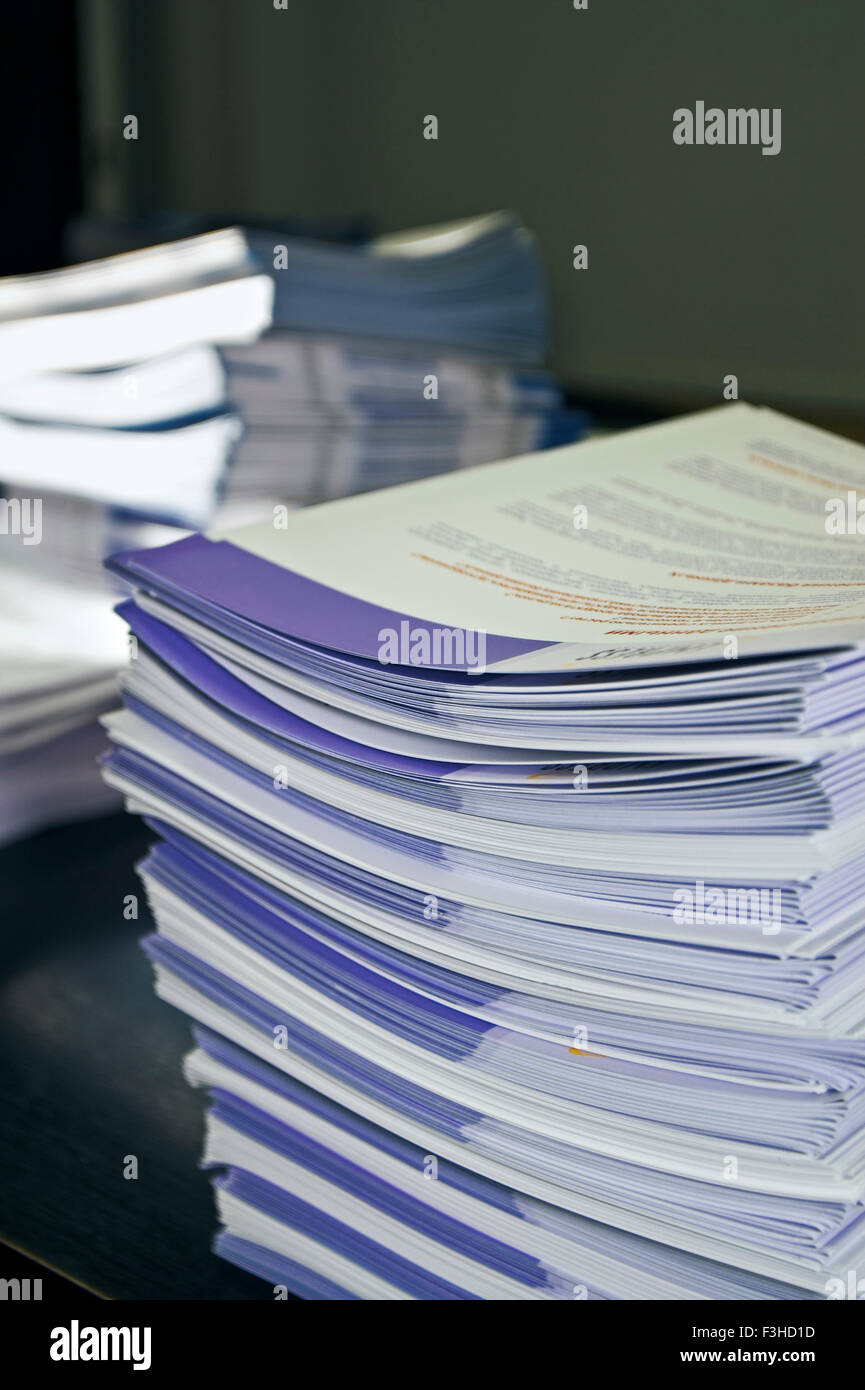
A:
110,534,553,669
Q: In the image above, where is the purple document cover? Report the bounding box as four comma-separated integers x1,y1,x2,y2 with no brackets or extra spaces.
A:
109,533,550,668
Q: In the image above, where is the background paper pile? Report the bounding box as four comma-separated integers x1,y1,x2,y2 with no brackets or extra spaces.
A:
220,211,587,507
1,212,582,842
0,229,270,842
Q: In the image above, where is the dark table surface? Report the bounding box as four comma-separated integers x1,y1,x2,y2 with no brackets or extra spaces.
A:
0,811,268,1299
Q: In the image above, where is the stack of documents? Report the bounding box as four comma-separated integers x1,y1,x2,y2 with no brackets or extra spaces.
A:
259,211,549,360
223,333,585,506
103,403,865,1298
0,229,271,528
66,208,545,355
221,213,587,506
0,231,273,840
0,569,128,842
0,214,582,841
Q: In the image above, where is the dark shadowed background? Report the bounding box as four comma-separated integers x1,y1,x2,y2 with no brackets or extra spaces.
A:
4,0,864,433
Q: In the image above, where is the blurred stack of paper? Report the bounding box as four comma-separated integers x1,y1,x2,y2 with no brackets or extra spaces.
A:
0,230,271,527
0,231,272,841
221,213,587,507
0,214,586,842
103,404,865,1299
222,333,585,506
261,212,548,359
0,570,128,842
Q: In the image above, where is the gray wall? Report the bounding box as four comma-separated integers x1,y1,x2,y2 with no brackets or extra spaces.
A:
79,0,864,422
